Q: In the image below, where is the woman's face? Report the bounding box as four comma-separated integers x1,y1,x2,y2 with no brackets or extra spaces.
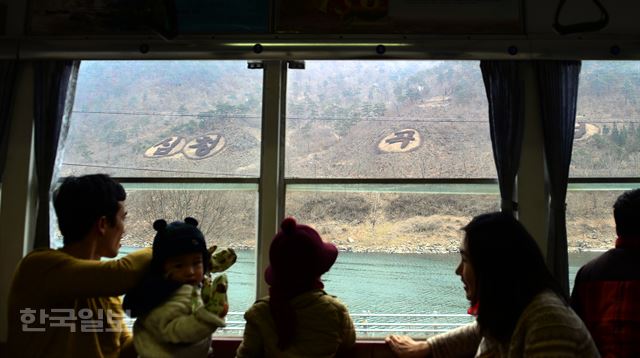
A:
455,236,478,304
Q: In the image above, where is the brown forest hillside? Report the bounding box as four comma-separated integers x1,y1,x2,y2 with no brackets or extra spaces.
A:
59,60,640,252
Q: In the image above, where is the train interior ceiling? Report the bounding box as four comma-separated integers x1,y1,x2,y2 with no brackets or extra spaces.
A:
1,0,640,356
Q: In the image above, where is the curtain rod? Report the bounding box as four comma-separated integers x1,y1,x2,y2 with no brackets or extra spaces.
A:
1,36,638,60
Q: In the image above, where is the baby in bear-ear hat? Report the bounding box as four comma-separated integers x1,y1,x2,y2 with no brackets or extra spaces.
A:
124,217,230,358
235,217,356,357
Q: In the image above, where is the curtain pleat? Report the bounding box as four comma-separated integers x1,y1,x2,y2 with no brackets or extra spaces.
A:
33,60,80,249
480,60,525,215
535,60,582,296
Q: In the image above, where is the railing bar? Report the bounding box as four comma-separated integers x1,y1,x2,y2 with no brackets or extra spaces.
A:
217,330,442,332
225,312,472,317
286,178,498,185
350,313,472,317
354,323,468,327
218,324,471,328
356,328,456,333
215,329,457,333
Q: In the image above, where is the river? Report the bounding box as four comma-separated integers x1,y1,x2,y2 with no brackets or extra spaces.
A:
220,249,603,314
118,247,603,336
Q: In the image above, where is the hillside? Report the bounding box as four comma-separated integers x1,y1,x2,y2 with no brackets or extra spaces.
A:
59,60,640,252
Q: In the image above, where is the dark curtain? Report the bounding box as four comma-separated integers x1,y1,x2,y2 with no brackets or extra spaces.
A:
33,60,80,248
535,60,581,296
480,61,526,215
0,60,18,183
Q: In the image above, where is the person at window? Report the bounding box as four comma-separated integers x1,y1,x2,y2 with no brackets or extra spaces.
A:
385,212,599,357
123,217,228,358
7,174,152,358
571,188,640,358
235,217,356,358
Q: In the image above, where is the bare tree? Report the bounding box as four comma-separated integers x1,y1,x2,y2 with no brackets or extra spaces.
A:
125,190,256,248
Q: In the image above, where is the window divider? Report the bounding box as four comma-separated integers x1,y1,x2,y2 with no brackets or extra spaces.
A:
256,61,287,299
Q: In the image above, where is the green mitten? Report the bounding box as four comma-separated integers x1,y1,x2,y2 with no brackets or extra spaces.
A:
209,248,237,273
203,274,229,318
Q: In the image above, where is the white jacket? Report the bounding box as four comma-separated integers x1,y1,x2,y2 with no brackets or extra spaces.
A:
133,284,225,358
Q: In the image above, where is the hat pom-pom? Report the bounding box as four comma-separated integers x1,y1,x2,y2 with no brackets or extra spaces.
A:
281,217,297,233
184,217,199,227
153,219,167,231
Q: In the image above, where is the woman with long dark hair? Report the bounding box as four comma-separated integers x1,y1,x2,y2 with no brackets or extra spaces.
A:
386,212,599,357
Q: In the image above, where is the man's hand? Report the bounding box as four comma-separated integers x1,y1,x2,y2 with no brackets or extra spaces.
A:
385,335,431,358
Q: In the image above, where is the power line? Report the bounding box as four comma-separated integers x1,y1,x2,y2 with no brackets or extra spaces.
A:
71,110,640,124
288,116,488,123
72,110,259,119
71,110,488,123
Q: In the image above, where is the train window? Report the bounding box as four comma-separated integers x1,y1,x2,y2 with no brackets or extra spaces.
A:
567,61,640,286
285,61,493,179
284,61,494,337
54,61,261,328
60,61,262,178
56,59,612,338
572,61,640,178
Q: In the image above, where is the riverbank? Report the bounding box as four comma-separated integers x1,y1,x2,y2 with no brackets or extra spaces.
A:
121,235,612,255
119,214,616,254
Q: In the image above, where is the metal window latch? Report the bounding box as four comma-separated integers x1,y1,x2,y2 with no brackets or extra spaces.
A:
247,60,264,69
287,61,306,70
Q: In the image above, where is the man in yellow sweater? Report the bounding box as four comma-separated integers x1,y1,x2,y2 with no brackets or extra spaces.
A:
7,174,152,358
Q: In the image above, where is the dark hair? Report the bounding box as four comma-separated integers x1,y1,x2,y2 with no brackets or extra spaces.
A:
462,212,566,343
124,218,211,319
53,174,126,245
613,188,640,238
151,217,211,273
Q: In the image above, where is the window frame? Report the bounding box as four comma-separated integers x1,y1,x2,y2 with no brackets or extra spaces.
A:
58,58,640,338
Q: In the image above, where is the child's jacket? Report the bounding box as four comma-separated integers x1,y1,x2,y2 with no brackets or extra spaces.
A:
235,289,355,358
133,284,225,358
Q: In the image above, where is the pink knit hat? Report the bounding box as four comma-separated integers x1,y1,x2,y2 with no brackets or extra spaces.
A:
265,217,338,287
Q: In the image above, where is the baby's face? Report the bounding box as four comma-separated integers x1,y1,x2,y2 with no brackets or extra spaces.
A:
163,252,205,285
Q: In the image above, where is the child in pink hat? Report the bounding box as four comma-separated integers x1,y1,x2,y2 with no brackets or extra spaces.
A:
236,217,355,357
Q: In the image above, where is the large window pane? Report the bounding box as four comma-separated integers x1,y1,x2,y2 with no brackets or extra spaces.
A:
60,61,262,178
572,61,640,177
569,60,640,292
286,61,493,179
286,184,499,337
54,60,262,335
